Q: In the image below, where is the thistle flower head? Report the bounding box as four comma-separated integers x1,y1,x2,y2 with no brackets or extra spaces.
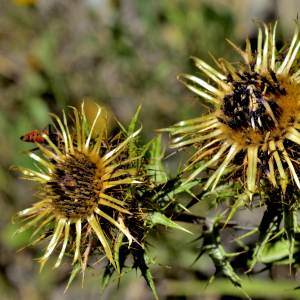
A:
11,103,143,270
170,21,300,199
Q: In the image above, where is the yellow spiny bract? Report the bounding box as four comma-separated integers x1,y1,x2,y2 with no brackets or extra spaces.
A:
11,103,143,271
169,21,300,199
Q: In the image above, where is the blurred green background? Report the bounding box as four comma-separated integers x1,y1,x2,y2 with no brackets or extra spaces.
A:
1,0,300,299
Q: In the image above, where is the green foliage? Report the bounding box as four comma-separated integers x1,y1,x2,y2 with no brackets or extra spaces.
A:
193,214,250,299
145,212,191,234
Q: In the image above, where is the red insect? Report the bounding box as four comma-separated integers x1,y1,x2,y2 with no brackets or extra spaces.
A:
20,124,62,151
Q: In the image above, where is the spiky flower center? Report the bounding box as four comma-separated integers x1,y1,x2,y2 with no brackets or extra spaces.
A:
218,70,300,147
46,151,104,218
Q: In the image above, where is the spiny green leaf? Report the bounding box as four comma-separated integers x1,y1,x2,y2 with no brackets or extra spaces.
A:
145,212,192,234
258,240,291,265
128,102,143,154
174,179,200,195
202,181,236,198
140,253,158,300
128,102,142,137
101,263,115,293
248,202,282,272
114,232,124,274
201,218,250,299
152,177,200,202
64,262,81,294
234,228,259,242
132,247,158,299
223,194,249,228
283,204,297,267
138,136,157,169
82,108,90,137
141,136,157,158
149,134,167,183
